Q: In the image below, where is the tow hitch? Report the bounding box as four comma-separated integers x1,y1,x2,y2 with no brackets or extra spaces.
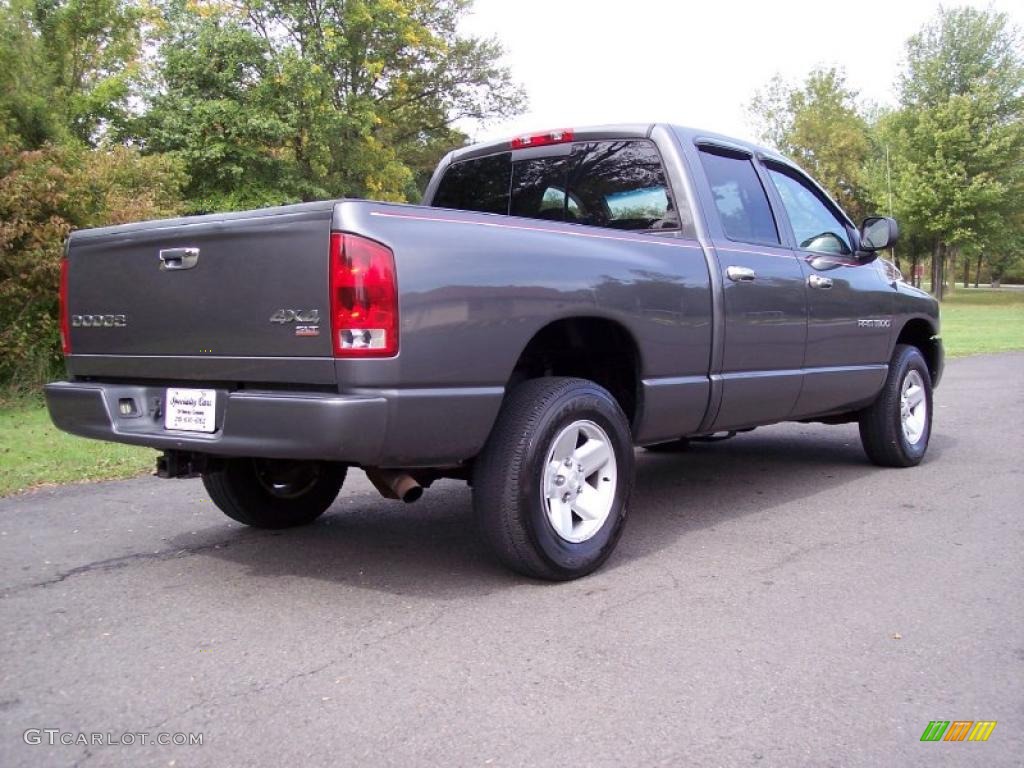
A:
156,451,218,479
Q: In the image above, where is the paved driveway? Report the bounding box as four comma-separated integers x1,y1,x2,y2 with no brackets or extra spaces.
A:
1,353,1021,767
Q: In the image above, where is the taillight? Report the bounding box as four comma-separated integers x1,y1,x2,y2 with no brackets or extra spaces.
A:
59,256,71,355
510,129,575,150
329,233,398,357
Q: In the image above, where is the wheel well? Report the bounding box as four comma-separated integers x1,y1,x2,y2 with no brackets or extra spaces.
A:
509,318,641,426
896,319,941,382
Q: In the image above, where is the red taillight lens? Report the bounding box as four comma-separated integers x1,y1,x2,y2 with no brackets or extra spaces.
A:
510,129,574,150
59,256,71,355
329,233,398,357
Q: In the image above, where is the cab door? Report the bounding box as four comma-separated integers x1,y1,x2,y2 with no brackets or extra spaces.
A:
763,164,894,417
693,145,808,430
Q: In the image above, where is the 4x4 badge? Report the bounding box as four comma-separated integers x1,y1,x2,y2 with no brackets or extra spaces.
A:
269,309,320,324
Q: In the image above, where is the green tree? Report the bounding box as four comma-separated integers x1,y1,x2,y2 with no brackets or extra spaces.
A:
749,67,874,221
0,0,150,146
0,2,62,146
883,7,1024,300
135,13,310,211
135,0,525,211
981,209,1024,286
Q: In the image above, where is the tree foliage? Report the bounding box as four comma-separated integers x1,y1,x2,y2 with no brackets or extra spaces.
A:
136,12,310,210
135,0,525,211
885,6,1024,297
749,67,873,221
750,8,1024,298
0,0,150,146
0,144,184,386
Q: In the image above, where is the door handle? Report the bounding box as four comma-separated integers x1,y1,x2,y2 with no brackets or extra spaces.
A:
726,266,756,282
159,247,200,271
808,274,833,289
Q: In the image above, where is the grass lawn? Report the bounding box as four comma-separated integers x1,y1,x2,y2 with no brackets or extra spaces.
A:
939,287,1024,358
0,400,154,496
0,287,1020,497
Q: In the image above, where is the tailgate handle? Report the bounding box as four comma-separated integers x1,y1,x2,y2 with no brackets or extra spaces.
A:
159,247,200,271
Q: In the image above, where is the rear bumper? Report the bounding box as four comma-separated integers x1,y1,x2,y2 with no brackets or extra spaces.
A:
45,380,506,467
44,382,388,465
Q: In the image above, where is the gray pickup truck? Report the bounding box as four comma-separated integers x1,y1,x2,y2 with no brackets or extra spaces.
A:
46,124,943,580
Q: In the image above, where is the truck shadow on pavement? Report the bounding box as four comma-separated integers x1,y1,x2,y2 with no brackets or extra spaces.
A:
169,425,953,597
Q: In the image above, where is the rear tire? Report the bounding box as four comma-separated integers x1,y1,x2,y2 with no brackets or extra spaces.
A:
202,458,346,529
472,377,634,581
859,344,933,467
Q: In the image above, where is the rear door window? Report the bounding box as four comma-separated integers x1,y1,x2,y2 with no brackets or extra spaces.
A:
697,149,780,246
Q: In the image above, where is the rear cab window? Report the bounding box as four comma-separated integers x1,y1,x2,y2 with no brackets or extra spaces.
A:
431,152,512,215
432,139,691,236
509,153,574,221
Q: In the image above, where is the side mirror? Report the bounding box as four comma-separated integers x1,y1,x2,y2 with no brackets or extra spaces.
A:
860,216,899,251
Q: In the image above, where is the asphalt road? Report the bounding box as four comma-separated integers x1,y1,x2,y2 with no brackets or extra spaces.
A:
1,353,1021,768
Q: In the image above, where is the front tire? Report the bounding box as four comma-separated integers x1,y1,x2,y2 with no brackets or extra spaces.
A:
202,458,346,529
472,377,634,580
859,344,933,467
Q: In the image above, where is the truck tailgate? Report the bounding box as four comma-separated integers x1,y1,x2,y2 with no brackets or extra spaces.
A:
65,202,336,383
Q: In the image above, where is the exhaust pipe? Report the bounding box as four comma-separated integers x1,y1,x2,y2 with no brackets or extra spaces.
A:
366,469,423,503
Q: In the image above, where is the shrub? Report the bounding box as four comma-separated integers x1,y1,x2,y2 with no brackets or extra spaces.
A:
0,143,184,390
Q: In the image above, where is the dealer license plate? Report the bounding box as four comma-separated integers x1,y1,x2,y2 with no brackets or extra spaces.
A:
164,388,217,433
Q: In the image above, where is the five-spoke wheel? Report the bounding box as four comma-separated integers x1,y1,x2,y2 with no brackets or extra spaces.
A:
542,420,618,543
900,369,928,446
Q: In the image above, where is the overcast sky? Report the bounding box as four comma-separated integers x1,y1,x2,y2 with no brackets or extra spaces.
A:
459,0,1024,145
